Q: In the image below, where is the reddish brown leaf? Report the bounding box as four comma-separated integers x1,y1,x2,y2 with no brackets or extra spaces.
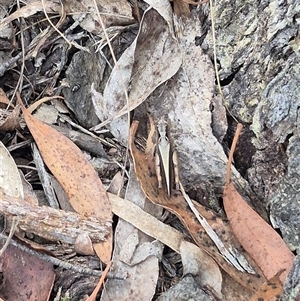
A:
250,270,284,301
129,120,266,292
86,261,112,301
0,243,55,301
0,105,20,132
17,93,111,223
223,182,294,282
0,88,13,107
223,124,294,283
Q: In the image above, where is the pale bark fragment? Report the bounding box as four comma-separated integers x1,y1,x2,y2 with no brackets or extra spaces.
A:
0,195,111,245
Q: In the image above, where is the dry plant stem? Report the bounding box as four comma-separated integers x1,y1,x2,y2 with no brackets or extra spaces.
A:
59,115,114,148
179,182,254,273
86,261,112,301
209,0,238,123
225,123,243,184
0,195,110,244
41,0,70,49
93,0,130,196
183,0,209,5
0,217,19,257
32,143,60,209
0,233,102,277
11,0,26,105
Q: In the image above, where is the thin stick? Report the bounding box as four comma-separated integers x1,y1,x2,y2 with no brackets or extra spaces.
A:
0,218,19,257
225,123,243,185
86,261,112,301
179,182,252,273
92,0,130,196
209,0,238,123
0,233,102,277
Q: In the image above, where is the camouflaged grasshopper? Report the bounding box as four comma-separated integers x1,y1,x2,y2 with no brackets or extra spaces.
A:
155,120,179,197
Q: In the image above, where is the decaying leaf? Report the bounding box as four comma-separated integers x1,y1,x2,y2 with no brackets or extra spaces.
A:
129,120,266,292
101,168,163,301
0,0,61,32
0,243,55,301
0,88,12,107
0,105,20,132
180,240,223,299
143,0,175,34
109,192,185,253
250,270,284,301
223,124,294,283
91,8,182,144
17,93,112,260
17,93,111,222
0,141,23,199
0,0,134,34
224,182,294,283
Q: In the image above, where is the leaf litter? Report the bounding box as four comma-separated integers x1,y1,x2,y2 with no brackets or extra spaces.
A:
0,0,297,300
129,120,266,294
17,93,112,261
223,124,294,297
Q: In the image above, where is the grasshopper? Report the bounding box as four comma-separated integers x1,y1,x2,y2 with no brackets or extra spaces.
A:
155,120,179,196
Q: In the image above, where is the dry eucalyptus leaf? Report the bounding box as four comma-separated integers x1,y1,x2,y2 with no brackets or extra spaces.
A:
0,141,23,199
0,0,61,32
129,121,266,292
180,240,223,299
223,181,294,283
0,105,20,132
143,0,175,35
101,169,162,301
250,270,284,301
91,8,182,144
66,0,134,33
0,88,12,107
109,192,185,253
18,93,112,261
0,243,55,301
18,94,112,223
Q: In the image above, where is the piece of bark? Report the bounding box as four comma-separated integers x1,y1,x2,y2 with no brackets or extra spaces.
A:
0,194,111,245
50,124,108,158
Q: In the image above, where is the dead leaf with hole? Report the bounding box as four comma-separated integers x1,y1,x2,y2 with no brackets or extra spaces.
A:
129,121,266,293
17,93,112,260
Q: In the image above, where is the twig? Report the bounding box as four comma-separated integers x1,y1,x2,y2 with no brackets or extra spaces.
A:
0,233,102,277
209,0,238,123
0,194,111,244
225,123,243,185
0,217,19,257
179,181,254,273
86,261,112,301
92,0,130,196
